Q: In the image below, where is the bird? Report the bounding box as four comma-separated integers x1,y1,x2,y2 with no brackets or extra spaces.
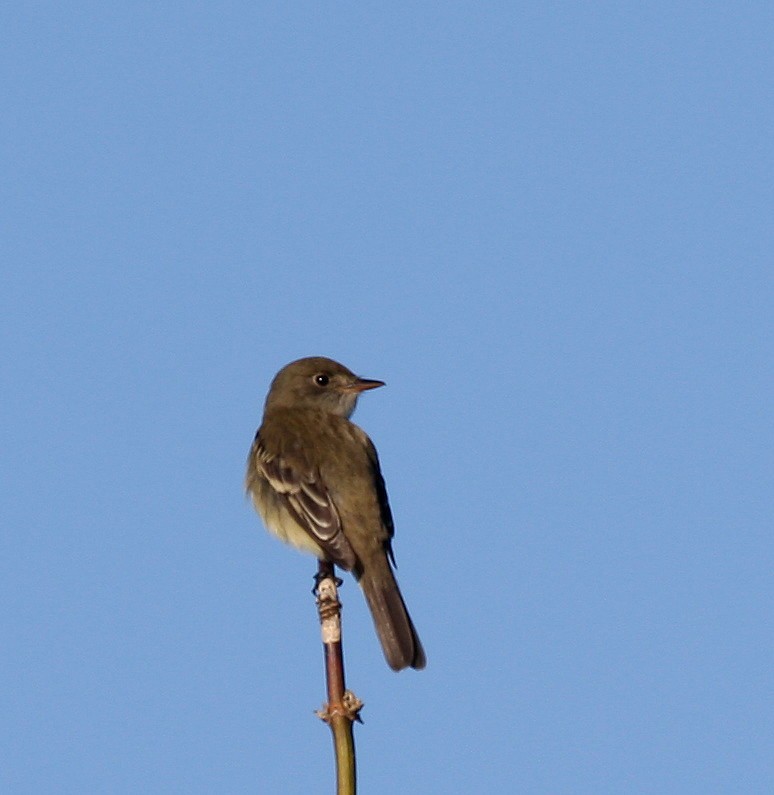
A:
245,356,425,671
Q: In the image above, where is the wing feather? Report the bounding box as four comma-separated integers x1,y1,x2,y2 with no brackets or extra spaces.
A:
251,435,357,569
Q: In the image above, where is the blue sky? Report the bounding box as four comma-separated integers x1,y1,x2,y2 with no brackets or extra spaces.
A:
2,3,772,793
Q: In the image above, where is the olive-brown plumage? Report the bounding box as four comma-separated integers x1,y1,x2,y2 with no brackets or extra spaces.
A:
246,356,425,671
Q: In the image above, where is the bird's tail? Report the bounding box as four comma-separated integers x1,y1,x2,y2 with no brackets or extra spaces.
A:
359,558,426,671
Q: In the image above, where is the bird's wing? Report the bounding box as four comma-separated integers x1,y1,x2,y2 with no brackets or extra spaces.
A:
251,435,358,570
362,434,397,566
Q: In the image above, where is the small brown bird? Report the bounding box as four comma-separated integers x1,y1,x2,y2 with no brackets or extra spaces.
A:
245,356,425,671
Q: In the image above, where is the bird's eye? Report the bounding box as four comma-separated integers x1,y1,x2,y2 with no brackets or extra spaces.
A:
314,373,330,387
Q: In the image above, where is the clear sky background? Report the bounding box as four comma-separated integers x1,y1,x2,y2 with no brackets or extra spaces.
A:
2,3,772,793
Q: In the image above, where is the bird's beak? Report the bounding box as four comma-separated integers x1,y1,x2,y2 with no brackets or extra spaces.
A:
346,377,385,393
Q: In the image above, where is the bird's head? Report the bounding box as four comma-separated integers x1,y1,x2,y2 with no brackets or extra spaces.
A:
264,356,384,418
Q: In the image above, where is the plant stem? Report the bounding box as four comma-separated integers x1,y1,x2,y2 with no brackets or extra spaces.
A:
315,560,363,795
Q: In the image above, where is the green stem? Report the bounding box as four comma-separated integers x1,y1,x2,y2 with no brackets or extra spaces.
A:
316,561,362,795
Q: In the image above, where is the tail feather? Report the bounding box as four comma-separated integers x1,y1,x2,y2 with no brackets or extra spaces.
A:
359,561,425,671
